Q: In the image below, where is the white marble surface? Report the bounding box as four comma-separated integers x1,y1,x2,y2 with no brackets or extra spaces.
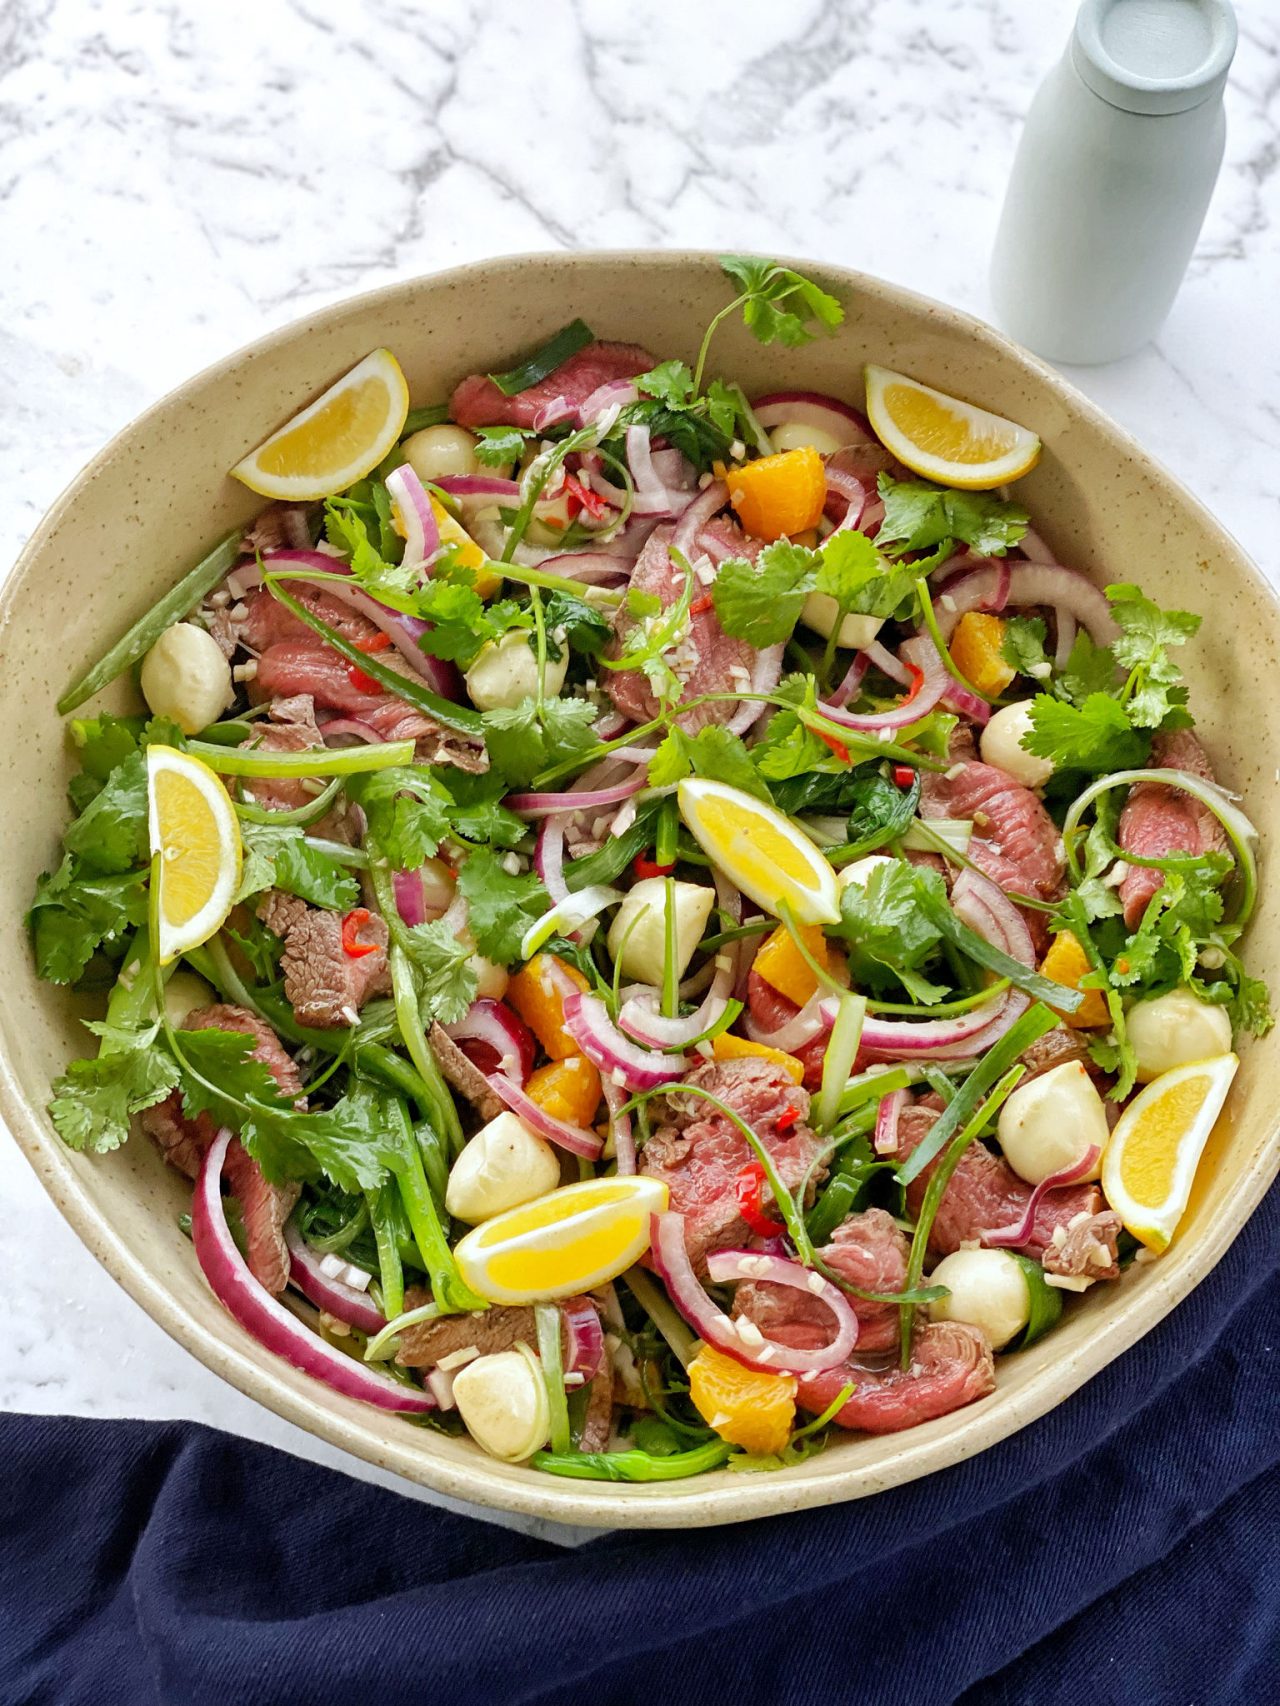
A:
1,0,1277,1538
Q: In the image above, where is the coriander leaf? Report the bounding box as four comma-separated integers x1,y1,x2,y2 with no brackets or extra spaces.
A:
1000,616,1051,680
831,859,943,991
704,378,742,441
69,712,147,784
28,860,150,984
718,257,844,349
49,1023,181,1154
456,847,548,965
324,497,418,604
647,728,691,789
875,475,1028,558
542,589,612,661
636,359,694,408
63,750,148,875
649,725,769,800
1059,631,1120,705
711,541,818,645
483,695,599,788
236,823,360,912
434,770,527,848
472,424,535,467
815,529,915,619
1107,583,1201,731
350,769,451,869
400,920,478,1025
1024,693,1149,774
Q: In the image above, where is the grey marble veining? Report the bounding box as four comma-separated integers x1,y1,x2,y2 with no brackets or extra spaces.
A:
1,0,1277,1537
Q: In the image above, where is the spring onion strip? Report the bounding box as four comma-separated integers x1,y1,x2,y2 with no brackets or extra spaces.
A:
385,1095,485,1315
915,888,1083,1012
899,1063,1027,1364
305,1200,370,1256
1062,767,1258,924
836,1064,917,1117
895,1002,1057,1187
696,919,774,955
401,402,450,436
816,993,866,1134
531,1439,735,1482
189,738,414,778
521,885,622,961
303,836,370,868
58,529,241,713
263,577,483,736
233,775,345,827
490,318,594,396
368,1182,405,1324
622,1269,697,1368
363,1299,442,1363
535,1303,572,1455
867,980,1011,1018
913,576,998,704
480,559,624,605
383,939,465,1158
662,877,679,1018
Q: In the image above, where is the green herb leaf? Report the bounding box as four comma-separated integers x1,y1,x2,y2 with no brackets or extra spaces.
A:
711,540,819,645
482,695,599,788
1024,693,1150,775
648,725,770,801
236,823,360,912
349,768,452,869
28,860,150,984
63,750,148,876
1000,616,1051,680
831,859,944,993
1059,632,1121,704
718,256,844,348
636,359,695,408
815,528,915,619
398,920,478,1025
434,769,528,848
49,1021,181,1153
875,475,1029,557
455,847,549,965
1106,582,1201,730
472,424,535,467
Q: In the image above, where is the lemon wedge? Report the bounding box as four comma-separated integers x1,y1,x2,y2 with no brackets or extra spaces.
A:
1101,1053,1238,1252
677,779,840,926
431,497,501,599
864,365,1041,490
231,348,409,500
454,1176,668,1304
147,746,242,964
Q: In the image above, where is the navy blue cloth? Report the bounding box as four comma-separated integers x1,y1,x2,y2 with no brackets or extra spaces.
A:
3,1190,1278,1706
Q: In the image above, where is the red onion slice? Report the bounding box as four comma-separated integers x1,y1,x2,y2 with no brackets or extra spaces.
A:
562,991,687,1091
602,1075,636,1176
626,423,682,517
901,632,992,726
980,1145,1102,1247
193,1130,433,1413
561,1297,607,1378
393,867,428,927
577,378,639,424
873,1087,908,1155
817,633,949,732
670,479,729,563
724,641,786,737
535,817,569,905
445,998,536,1084
432,474,522,502
385,466,441,566
829,653,869,709
932,561,1119,647
321,717,383,746
486,1070,603,1159
861,639,912,688
283,1222,386,1336
650,1213,858,1376
507,771,648,816
534,551,632,585
751,391,874,447
744,988,828,1053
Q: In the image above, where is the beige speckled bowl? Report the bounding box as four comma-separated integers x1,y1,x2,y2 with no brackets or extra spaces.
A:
2,252,1276,1529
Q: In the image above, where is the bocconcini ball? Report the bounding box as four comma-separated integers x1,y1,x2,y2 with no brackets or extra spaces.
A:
979,700,1054,788
402,423,480,484
1127,987,1233,1083
451,1345,551,1462
997,1059,1109,1185
464,629,568,712
445,1111,561,1224
139,623,233,735
928,1248,1030,1350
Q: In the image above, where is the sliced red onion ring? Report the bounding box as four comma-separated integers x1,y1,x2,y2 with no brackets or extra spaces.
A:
980,1145,1102,1246
602,1074,637,1176
932,561,1119,647
486,1069,603,1158
873,1087,908,1155
902,632,991,726
193,1130,433,1413
393,867,427,927
829,653,869,709
562,991,687,1091
1018,526,1056,564
578,379,639,424
385,466,441,566
283,1222,386,1336
1054,611,1078,671
861,639,912,688
535,817,568,905
724,641,786,737
626,423,681,517
650,1212,858,1376
533,394,575,432
818,632,949,732
535,551,631,585
752,391,874,447
444,998,536,1083
823,467,869,529
617,990,730,1050
670,479,729,563
561,1297,607,1378
593,708,630,740
321,717,382,745
392,861,455,928
744,988,828,1053
432,474,522,502
507,771,648,817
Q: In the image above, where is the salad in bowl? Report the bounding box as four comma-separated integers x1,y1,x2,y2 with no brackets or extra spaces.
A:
31,258,1268,1482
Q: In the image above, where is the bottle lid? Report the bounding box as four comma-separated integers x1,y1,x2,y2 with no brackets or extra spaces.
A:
1072,0,1236,115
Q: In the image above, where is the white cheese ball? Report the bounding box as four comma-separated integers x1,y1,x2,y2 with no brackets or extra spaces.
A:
468,953,509,1001
836,853,895,895
445,1111,561,1223
606,878,715,987
1127,987,1233,1083
928,1248,1030,1350
769,420,845,457
997,1060,1109,1185
401,424,480,483
464,629,568,712
452,1344,551,1462
139,623,233,735
163,970,213,1028
799,591,884,651
979,701,1054,789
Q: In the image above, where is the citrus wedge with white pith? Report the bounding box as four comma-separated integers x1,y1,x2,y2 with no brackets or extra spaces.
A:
454,1176,668,1305
147,746,241,965
677,779,840,926
864,365,1041,489
1101,1053,1238,1252
231,348,409,500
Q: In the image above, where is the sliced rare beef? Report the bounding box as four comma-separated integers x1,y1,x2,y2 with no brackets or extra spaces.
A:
640,1059,826,1273
257,892,390,1028
138,1004,302,1295
895,1099,1121,1282
580,1361,614,1454
239,502,315,557
733,1207,910,1355
237,695,338,818
395,1297,597,1368
428,1024,506,1123
746,968,834,1090
606,518,769,732
1117,728,1227,928
920,757,1064,902
798,1321,995,1433
449,340,655,430
1018,1024,1095,1084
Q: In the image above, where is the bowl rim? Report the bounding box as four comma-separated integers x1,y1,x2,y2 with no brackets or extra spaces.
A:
5,247,1278,1530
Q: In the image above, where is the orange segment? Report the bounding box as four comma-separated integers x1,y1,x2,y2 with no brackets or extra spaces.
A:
231,349,409,500
1039,931,1110,1029
507,954,590,1059
754,922,830,1007
727,445,826,541
525,1056,602,1128
949,612,1015,698
688,1344,797,1456
711,1033,805,1084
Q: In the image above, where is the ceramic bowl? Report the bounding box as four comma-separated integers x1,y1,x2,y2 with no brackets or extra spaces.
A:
2,252,1275,1529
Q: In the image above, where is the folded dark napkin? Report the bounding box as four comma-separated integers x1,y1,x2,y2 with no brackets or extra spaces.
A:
3,1187,1278,1706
